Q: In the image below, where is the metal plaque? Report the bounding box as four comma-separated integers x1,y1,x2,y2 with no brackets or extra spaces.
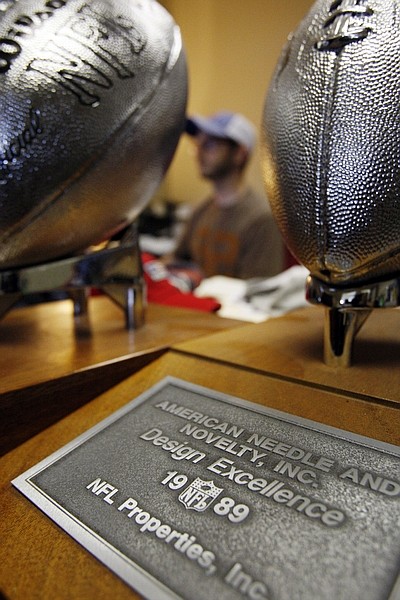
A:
12,377,400,600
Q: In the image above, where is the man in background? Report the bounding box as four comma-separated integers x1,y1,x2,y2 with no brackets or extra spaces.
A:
163,111,283,281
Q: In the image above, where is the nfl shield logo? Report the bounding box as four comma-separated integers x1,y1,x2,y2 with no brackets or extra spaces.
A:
179,478,223,512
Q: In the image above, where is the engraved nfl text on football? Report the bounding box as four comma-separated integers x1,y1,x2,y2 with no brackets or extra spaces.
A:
262,0,400,285
0,0,187,268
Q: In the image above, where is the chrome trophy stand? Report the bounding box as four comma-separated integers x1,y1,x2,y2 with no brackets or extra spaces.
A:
306,273,400,367
0,222,145,332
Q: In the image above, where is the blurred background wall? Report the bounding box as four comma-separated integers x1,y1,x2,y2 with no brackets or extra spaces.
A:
158,0,314,206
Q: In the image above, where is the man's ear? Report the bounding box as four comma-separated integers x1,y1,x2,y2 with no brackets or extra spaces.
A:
233,145,250,170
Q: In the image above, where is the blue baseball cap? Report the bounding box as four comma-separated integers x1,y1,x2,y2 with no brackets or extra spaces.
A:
186,111,257,152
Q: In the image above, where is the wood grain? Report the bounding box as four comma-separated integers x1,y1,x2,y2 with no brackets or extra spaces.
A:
0,307,399,599
174,306,400,405
0,297,243,454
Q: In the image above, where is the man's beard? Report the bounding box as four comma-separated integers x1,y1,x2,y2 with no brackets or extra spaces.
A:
202,157,236,181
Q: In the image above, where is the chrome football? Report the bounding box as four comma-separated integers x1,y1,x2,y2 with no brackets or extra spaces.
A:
262,0,400,285
0,0,187,268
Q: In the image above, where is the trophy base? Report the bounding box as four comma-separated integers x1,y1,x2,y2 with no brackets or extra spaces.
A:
0,225,145,333
306,273,400,367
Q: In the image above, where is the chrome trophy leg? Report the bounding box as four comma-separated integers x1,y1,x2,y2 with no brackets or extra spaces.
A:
306,274,400,367
0,224,145,332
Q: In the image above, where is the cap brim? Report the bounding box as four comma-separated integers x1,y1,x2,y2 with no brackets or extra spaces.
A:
185,116,229,139
185,118,200,136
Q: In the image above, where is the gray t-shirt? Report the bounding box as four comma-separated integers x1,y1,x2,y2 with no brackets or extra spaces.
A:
174,188,283,279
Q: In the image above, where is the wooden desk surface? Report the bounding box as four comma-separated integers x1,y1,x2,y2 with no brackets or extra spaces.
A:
0,297,242,454
1,306,399,599
174,306,400,405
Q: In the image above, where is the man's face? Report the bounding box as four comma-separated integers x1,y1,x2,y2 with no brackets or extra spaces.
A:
194,133,239,180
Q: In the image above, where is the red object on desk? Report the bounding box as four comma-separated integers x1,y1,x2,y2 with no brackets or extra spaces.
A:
142,253,220,312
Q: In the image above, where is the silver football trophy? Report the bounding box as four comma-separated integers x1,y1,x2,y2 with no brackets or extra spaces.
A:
0,0,187,329
262,0,400,366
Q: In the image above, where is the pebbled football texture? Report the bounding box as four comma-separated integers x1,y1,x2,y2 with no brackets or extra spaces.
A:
262,0,400,285
0,0,187,269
